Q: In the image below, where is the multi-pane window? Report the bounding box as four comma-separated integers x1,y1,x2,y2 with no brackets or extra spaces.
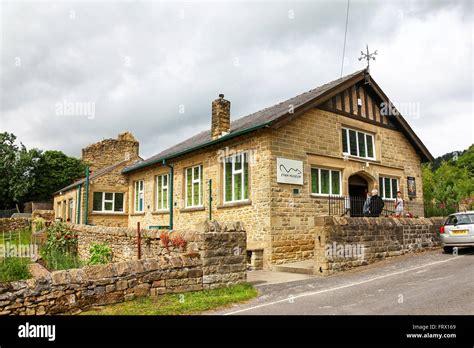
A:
134,180,144,212
93,192,124,212
379,176,398,200
156,174,169,210
224,152,249,203
342,127,375,160
311,168,341,195
185,165,203,207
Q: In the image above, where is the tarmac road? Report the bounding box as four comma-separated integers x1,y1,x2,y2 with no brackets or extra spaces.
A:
217,248,474,315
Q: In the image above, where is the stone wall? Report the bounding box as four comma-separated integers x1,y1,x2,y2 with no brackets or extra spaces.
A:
0,255,202,315
72,224,196,262
31,210,55,221
314,216,444,275
0,218,31,233
0,221,247,315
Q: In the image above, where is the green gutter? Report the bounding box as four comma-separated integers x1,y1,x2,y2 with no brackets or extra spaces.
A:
76,184,81,224
122,122,272,174
84,166,90,225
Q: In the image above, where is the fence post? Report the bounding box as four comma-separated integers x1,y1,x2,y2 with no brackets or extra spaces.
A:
137,222,141,260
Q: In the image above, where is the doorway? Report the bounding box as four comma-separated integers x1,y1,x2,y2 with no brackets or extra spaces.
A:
348,174,368,217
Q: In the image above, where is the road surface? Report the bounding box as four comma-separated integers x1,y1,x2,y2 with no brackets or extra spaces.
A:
217,248,474,315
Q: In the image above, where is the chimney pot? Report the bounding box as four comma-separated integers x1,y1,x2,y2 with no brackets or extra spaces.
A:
219,93,224,98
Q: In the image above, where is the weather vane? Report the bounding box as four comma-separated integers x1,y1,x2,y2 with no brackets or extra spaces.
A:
358,44,377,72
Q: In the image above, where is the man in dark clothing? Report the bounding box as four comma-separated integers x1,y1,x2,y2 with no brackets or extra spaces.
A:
368,189,384,217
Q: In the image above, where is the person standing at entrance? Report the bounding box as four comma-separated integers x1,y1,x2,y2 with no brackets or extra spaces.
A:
363,190,372,216
395,191,404,217
368,189,384,217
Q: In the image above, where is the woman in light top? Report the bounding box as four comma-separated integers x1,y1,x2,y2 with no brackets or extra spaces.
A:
395,191,404,217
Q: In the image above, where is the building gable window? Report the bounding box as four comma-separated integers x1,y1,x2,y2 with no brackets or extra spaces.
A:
224,152,249,203
185,165,203,207
93,192,124,212
311,168,341,196
134,180,144,212
156,174,169,210
342,127,375,160
379,176,398,200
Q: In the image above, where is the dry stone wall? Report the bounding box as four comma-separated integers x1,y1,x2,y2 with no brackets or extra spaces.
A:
314,216,444,275
0,218,31,233
0,220,247,315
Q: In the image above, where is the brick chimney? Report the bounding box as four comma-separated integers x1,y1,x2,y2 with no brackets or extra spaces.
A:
211,94,230,140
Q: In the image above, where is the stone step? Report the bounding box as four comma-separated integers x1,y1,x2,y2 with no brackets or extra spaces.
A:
271,259,315,275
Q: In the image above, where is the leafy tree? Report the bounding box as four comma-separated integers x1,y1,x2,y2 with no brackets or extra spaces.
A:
0,132,85,210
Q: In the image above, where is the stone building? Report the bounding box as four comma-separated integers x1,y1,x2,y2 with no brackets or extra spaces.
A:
53,132,141,227
54,69,433,268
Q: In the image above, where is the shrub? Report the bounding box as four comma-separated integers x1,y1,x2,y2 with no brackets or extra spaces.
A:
40,222,80,271
160,232,170,250
42,222,77,255
0,257,31,282
170,235,187,251
88,243,113,265
32,217,46,232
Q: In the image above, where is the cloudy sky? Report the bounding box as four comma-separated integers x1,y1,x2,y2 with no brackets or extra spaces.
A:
0,0,472,160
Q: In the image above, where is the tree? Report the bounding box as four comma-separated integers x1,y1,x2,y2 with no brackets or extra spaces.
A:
0,132,85,210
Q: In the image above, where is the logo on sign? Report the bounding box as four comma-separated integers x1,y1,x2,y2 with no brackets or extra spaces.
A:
277,158,303,185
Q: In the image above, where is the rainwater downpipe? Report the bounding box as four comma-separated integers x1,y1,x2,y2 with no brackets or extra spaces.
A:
162,160,174,230
76,184,82,224
84,166,90,225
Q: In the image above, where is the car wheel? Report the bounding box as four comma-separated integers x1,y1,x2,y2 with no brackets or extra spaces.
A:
443,246,454,254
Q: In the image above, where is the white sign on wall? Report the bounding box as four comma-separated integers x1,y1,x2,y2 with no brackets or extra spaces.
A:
276,158,303,185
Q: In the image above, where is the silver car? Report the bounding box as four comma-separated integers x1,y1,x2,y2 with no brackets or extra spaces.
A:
440,211,474,253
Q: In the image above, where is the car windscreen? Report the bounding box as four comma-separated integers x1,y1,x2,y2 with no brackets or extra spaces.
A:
445,214,474,225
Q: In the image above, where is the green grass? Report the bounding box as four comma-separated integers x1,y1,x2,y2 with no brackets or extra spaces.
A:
0,227,32,245
41,250,83,271
81,283,257,315
0,257,31,282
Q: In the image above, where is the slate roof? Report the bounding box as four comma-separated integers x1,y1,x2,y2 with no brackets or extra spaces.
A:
123,69,366,173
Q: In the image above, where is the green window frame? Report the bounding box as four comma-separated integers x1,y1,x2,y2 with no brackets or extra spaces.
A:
156,174,169,210
224,152,249,203
93,192,124,212
185,165,203,208
134,180,144,212
342,127,376,160
378,176,398,200
311,168,341,196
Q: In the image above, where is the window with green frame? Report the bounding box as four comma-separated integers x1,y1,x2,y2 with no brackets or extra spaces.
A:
93,192,124,212
134,181,144,212
224,152,249,203
378,176,398,199
156,174,169,210
311,168,341,195
185,165,203,207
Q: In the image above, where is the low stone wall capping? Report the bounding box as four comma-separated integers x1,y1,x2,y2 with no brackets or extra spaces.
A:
314,216,445,275
0,220,246,315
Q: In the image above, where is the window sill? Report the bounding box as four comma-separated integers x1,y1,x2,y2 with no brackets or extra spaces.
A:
342,154,378,163
130,212,145,216
217,200,252,209
90,212,127,216
152,210,170,215
180,206,205,213
310,194,339,199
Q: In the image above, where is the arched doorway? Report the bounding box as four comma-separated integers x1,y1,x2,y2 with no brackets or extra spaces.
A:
348,174,368,217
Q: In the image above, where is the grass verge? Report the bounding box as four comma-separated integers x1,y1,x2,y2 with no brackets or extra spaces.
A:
81,283,257,315
0,257,31,282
